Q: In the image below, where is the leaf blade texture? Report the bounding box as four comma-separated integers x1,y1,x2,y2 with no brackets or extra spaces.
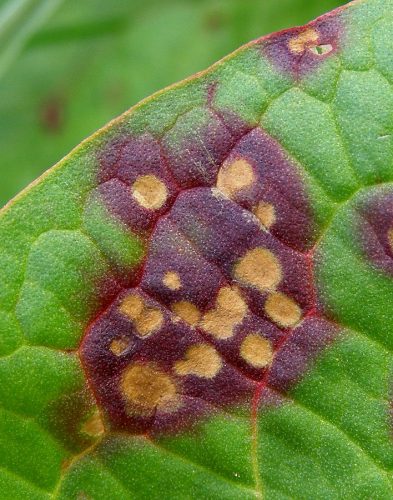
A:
1,0,393,498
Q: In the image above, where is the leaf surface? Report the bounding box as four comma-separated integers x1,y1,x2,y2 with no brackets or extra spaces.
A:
1,1,393,499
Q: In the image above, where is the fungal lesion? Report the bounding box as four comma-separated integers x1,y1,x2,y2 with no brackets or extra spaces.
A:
253,202,276,230
288,28,333,56
131,174,168,210
264,291,302,328
119,293,163,337
121,362,180,417
234,247,282,292
201,286,248,339
162,270,182,290
240,334,274,368
216,158,255,198
109,336,132,356
81,409,105,438
174,343,222,378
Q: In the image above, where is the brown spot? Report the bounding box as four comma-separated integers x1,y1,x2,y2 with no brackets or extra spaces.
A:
163,271,182,290
288,28,319,55
135,308,163,337
240,334,274,368
119,293,163,337
216,158,255,198
121,362,179,416
388,228,393,252
234,247,282,292
265,292,302,328
174,344,222,378
119,294,144,320
201,286,247,339
132,174,168,210
253,202,276,229
110,336,131,356
172,301,201,327
81,410,105,437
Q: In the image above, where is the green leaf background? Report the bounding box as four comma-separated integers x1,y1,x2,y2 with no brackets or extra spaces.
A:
0,0,344,207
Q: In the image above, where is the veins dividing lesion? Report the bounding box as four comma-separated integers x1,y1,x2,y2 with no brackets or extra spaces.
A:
79,121,337,436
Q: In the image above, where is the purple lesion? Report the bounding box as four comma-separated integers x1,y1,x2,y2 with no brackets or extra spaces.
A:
80,111,340,435
261,16,341,79
355,189,393,276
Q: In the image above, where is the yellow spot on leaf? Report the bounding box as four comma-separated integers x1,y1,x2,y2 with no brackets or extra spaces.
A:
135,308,163,337
81,410,105,437
119,294,144,320
216,158,255,198
174,344,222,378
265,292,302,328
201,286,247,339
163,271,182,290
132,174,168,210
119,293,163,337
253,202,276,229
110,336,131,356
288,28,319,55
234,247,282,292
172,301,201,327
240,334,273,368
121,362,179,416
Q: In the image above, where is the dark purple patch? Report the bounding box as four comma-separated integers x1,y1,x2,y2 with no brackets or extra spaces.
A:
161,107,246,188
80,122,339,435
261,16,341,79
267,317,338,393
356,189,393,276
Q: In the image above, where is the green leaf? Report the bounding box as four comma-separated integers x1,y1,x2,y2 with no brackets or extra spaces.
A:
1,0,393,498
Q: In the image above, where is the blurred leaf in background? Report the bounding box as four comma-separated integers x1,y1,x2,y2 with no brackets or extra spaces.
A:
0,0,345,206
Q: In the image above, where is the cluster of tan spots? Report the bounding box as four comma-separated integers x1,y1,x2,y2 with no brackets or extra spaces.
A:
119,293,163,337
131,174,168,210
163,270,182,290
216,158,255,198
110,336,131,356
81,410,105,437
172,301,201,327
388,228,393,252
265,292,302,328
234,247,282,292
174,344,222,378
288,28,319,55
240,334,274,368
201,286,247,339
121,362,179,417
253,202,276,229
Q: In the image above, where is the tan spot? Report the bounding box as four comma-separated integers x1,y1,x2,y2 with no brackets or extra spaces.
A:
119,293,163,338
253,202,276,229
110,336,131,356
135,308,163,337
288,28,319,55
131,174,168,210
174,344,222,378
388,228,393,252
163,271,181,290
172,301,201,327
240,334,274,368
81,410,105,437
121,362,179,416
119,294,144,321
201,286,247,339
265,292,302,328
216,158,255,198
234,247,282,292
